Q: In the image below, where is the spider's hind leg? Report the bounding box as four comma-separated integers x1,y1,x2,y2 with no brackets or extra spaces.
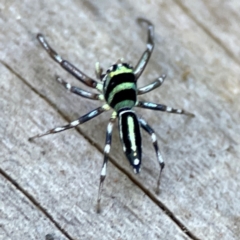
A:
138,118,164,194
97,112,117,213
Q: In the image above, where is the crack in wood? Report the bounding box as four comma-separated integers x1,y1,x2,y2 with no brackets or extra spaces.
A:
0,167,74,240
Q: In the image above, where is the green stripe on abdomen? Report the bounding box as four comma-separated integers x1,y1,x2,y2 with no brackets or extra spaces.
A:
114,100,136,112
107,82,135,103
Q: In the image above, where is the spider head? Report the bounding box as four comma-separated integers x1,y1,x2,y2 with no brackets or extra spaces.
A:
101,62,133,81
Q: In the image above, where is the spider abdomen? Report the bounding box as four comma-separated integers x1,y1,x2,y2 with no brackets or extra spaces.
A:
118,110,142,173
103,64,137,112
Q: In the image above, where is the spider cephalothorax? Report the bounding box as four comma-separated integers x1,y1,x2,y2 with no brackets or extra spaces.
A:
102,63,136,111
29,18,194,212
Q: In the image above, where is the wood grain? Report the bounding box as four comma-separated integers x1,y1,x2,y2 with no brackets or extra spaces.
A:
0,0,239,239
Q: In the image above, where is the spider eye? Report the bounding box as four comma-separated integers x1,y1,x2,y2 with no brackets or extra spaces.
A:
112,64,117,71
122,63,133,69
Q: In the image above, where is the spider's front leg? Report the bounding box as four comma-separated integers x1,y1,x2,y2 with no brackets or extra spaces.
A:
138,118,164,194
134,18,154,81
37,34,103,92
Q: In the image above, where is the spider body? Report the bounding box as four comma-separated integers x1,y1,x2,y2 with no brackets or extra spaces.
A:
29,18,194,212
102,63,141,172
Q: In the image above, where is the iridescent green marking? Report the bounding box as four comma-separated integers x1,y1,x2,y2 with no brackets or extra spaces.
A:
107,82,136,103
127,116,137,152
103,65,133,91
109,65,133,78
114,100,135,112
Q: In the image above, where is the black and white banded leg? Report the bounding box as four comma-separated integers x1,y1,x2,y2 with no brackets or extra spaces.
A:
137,74,166,95
136,101,195,117
56,75,104,101
139,118,164,193
37,34,103,91
29,105,110,140
134,18,154,80
97,113,117,213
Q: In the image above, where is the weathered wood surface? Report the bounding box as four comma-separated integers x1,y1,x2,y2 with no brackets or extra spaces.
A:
0,1,239,239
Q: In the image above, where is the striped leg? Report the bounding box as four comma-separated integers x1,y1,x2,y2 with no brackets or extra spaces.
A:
138,118,164,193
97,113,117,213
56,76,104,101
37,34,102,91
137,74,166,95
136,101,195,117
29,105,110,141
134,18,154,80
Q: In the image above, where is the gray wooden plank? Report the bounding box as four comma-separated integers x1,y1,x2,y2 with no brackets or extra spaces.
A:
0,61,189,239
0,175,68,240
1,0,240,239
174,0,240,64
